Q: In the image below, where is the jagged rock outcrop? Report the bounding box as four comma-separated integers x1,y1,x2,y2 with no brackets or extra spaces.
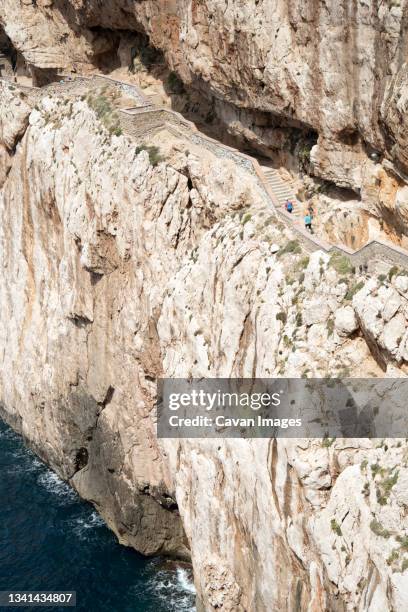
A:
2,79,408,610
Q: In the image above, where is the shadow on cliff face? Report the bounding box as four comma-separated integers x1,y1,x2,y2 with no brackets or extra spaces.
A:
78,28,404,250
77,28,323,174
21,21,408,250
0,25,30,83
0,26,16,75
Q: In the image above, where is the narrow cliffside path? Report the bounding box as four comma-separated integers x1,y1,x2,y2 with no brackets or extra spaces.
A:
2,73,408,273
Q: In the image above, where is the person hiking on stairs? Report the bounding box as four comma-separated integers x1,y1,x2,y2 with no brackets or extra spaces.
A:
304,212,313,232
285,199,294,214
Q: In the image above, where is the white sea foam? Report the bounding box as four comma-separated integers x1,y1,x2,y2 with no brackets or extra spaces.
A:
146,563,196,612
37,470,78,503
70,511,105,540
31,457,43,469
176,568,196,595
84,510,105,528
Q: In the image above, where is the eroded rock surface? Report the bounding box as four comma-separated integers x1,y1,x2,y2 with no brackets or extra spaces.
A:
1,79,408,610
1,2,407,168
2,1,408,248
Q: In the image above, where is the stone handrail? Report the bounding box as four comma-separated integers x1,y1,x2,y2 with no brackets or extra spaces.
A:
2,75,93,98
2,74,408,270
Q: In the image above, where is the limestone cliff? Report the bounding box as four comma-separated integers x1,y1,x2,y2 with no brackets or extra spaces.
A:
2,1,408,245
0,0,405,164
1,78,408,610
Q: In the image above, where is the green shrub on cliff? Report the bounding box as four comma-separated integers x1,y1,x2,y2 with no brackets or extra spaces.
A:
135,144,164,167
87,91,122,137
329,252,353,275
344,280,364,301
330,518,342,536
277,240,301,258
167,71,185,95
370,519,391,538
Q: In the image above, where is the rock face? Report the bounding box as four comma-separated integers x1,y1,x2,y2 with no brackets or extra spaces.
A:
0,81,33,185
334,306,358,338
2,79,408,610
0,84,193,558
2,1,408,238
3,5,408,611
1,2,407,169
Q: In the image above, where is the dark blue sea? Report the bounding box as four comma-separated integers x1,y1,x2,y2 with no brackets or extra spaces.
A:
0,419,196,612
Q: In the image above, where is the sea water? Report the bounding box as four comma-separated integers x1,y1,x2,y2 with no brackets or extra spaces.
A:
0,419,196,612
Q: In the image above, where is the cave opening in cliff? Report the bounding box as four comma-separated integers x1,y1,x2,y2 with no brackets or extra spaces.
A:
0,27,30,82
87,27,167,77
87,26,123,74
0,28,16,77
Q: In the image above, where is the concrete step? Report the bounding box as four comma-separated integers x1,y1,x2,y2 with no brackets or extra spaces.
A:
265,182,294,192
269,190,293,196
269,190,295,198
261,170,296,197
264,179,292,187
264,178,290,185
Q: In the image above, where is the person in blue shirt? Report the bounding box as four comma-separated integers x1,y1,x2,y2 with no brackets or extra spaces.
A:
304,213,312,232
285,200,293,213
